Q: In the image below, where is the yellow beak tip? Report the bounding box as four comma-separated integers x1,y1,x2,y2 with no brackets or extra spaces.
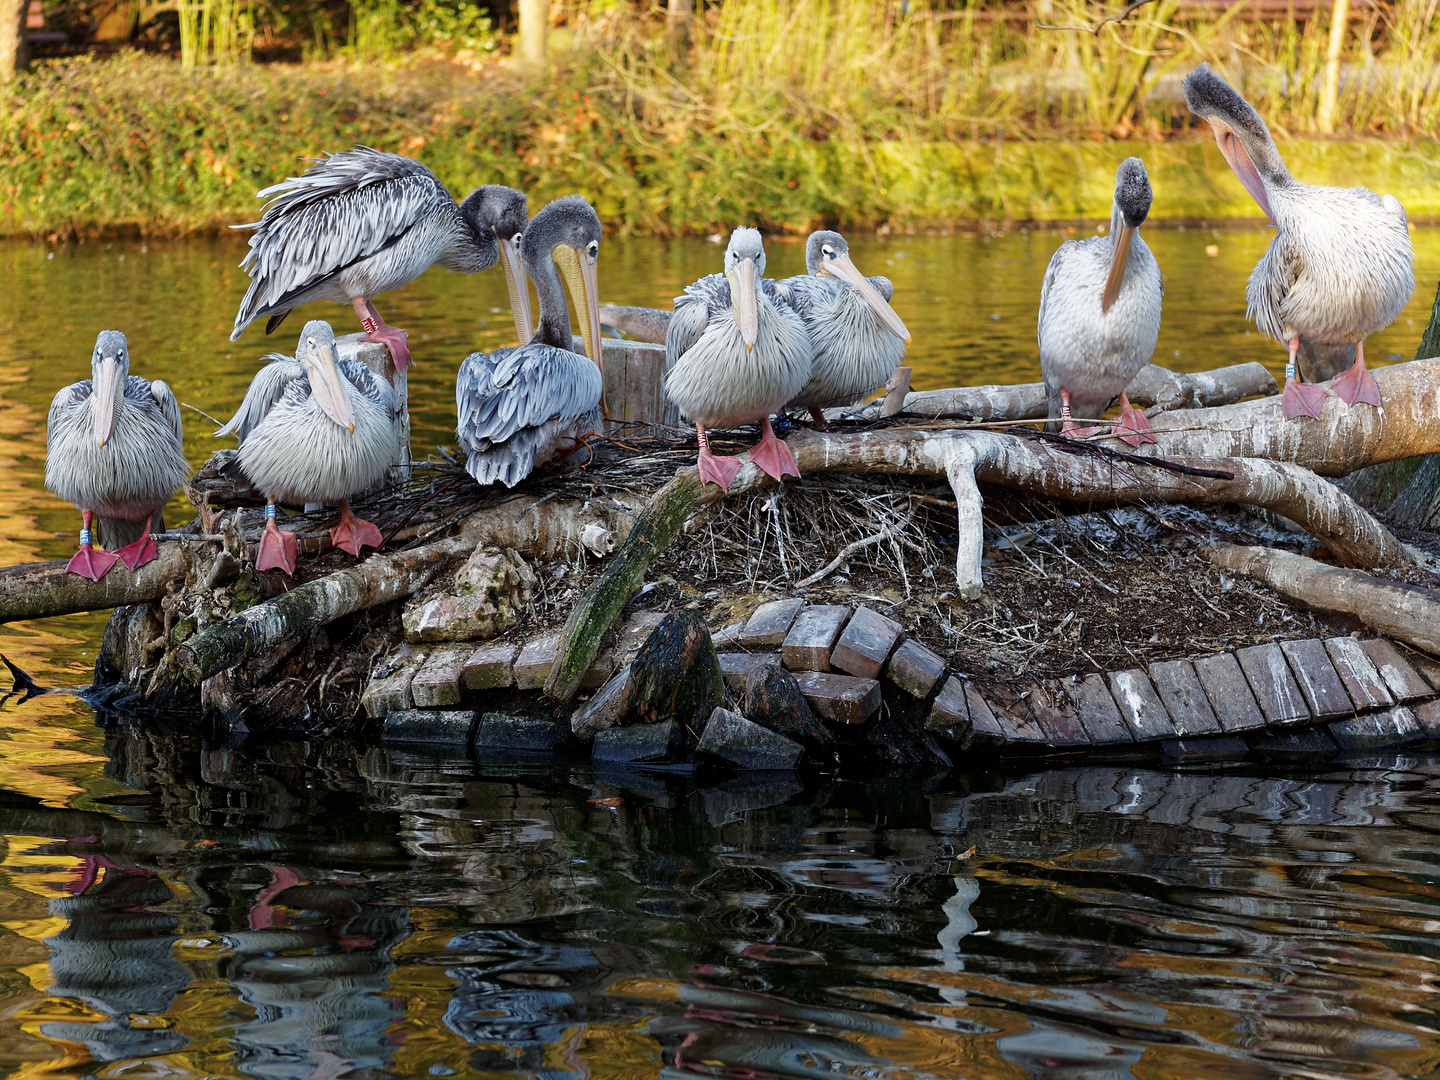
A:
746,342,754,353
348,424,355,435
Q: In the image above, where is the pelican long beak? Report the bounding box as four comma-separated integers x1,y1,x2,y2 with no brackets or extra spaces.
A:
732,258,759,352
499,238,533,346
820,252,911,344
1101,223,1136,314
554,243,604,371
302,341,355,433
92,356,122,447
1211,121,1274,224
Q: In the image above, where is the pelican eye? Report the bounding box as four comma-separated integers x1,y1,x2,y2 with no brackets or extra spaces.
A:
511,232,523,244
822,247,835,258
587,240,599,257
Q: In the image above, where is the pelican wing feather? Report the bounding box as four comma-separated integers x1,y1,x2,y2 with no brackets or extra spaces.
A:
148,379,183,446
457,344,602,450
665,291,715,366
216,355,305,443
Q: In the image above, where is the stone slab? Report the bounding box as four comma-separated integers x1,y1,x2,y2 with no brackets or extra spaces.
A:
718,652,783,694
1108,669,1177,742
697,707,803,771
361,647,430,719
580,647,616,690
830,606,904,680
614,611,668,667
1026,683,1090,748
925,676,971,744
513,633,560,691
791,671,882,726
1247,727,1338,760
1192,653,1267,733
711,620,746,650
592,720,686,764
965,684,1006,752
740,599,806,647
1279,638,1354,720
410,642,474,709
1329,706,1423,751
1358,639,1433,703
1324,636,1394,711
1147,660,1222,737
1414,699,1440,738
781,605,852,673
462,640,519,691
571,664,631,741
383,708,476,745
885,639,947,700
1065,674,1132,745
1161,736,1249,761
473,712,568,752
1235,644,1310,727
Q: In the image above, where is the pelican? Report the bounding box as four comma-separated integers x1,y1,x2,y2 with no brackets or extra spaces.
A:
597,304,670,344
230,147,532,369
1183,64,1414,419
218,320,400,576
1038,157,1163,446
46,331,189,581
664,227,813,490
780,230,910,428
456,195,604,488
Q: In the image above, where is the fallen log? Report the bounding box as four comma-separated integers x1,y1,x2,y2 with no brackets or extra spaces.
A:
1210,545,1440,656
0,543,195,626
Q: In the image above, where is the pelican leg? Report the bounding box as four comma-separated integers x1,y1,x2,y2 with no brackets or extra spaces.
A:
749,416,801,482
1113,393,1156,447
255,502,299,575
1058,389,1100,439
1330,339,1382,408
695,423,742,490
1282,336,1327,419
330,499,384,557
807,407,829,431
65,511,118,581
352,297,413,372
114,513,160,571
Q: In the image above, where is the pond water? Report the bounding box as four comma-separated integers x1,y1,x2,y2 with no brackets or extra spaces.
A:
1,229,1440,1077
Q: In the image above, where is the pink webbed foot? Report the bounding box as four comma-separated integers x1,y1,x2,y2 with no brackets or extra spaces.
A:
1059,421,1101,440
115,530,159,571
1282,378,1328,420
330,502,383,557
1331,360,1382,408
256,519,299,575
697,452,743,490
66,544,118,581
362,324,412,372
1113,397,1156,448
749,419,800,482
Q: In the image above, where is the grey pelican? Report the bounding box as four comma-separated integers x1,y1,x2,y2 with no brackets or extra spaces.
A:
218,320,400,575
664,227,813,489
1183,64,1414,418
1038,157,1163,446
456,195,604,488
230,147,532,369
45,331,189,581
780,229,910,427
597,304,670,344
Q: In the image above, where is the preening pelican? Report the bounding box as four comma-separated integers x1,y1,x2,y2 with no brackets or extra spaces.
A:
46,331,189,581
664,228,813,490
1039,157,1163,446
456,195,604,488
781,230,910,428
1183,64,1414,419
231,147,532,369
219,320,400,576
597,304,671,344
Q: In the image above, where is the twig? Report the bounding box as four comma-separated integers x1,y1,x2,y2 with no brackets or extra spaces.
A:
796,529,893,588
181,401,226,428
1036,0,1161,33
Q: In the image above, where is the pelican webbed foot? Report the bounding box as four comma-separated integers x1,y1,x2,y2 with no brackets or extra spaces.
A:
1282,378,1328,420
749,417,800,482
353,297,413,372
697,451,743,490
1059,421,1101,440
330,499,383,557
1113,393,1156,448
1331,343,1382,408
66,544,117,581
256,515,299,575
114,514,159,571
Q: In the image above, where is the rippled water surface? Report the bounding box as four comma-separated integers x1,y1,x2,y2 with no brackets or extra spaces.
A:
2,231,1440,1077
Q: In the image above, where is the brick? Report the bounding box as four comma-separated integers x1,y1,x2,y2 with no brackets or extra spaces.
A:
711,620,746,650
1414,698,1440,738
964,684,1006,752
1148,660,1222,737
1108,669,1177,741
1026,683,1089,748
1358,639,1433,703
410,642,473,708
1162,736,1249,761
926,676,971,743
580,647,616,690
473,712,568,752
614,611,668,667
1279,638,1353,719
986,688,1048,748
697,707,803,771
781,605,852,672
1405,650,1440,692
1192,653,1267,733
1324,637,1394,711
361,646,430,719
593,720,686,764
513,633,560,690
830,606,904,679
1065,674,1132,745
718,652,782,693
1329,706,1423,751
1236,644,1310,726
1247,727,1338,760
571,664,630,741
791,670,882,726
462,640,519,690
383,708,476,745
740,599,805,647
885,639,947,699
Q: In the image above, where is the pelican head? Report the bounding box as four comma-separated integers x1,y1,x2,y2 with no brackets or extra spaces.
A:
1102,157,1152,314
1183,63,1290,224
295,320,355,434
805,229,911,344
523,194,603,369
723,227,766,353
475,185,532,346
90,329,129,447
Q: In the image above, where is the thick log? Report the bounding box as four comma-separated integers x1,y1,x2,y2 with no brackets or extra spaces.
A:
0,543,194,625
1210,545,1440,657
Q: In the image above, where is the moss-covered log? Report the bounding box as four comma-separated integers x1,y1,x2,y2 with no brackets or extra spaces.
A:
0,543,195,625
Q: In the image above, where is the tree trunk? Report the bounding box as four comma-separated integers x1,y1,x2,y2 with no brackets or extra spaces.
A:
0,0,25,83
1317,0,1351,134
516,0,546,68
666,0,692,60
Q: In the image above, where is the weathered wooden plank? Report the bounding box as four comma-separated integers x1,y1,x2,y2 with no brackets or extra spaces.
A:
717,652,782,693
791,671,882,726
1064,674,1133,745
780,605,851,672
1414,698,1440,738
987,687,1049,748
462,640,519,690
410,642,473,709
1405,650,1440,693
1235,644,1310,726
1147,660,1222,737
1329,706,1423,751
1192,652,1267,732
1247,727,1338,760
1108,669,1177,741
964,684,1006,752
926,676,971,744
600,339,681,429
1162,736,1249,761
885,638,947,699
1323,636,1394,711
830,606,904,679
740,599,806,647
513,632,560,691
1358,638,1434,703
1026,683,1090,748
1279,638,1354,719
361,646,430,719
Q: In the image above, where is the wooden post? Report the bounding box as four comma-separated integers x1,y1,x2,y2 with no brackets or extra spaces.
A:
1317,0,1350,134
0,0,25,82
517,0,546,69
600,339,679,431
666,0,692,59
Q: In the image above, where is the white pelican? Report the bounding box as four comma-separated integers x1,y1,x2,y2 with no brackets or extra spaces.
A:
781,229,910,428
664,228,813,489
219,320,401,575
230,147,532,370
456,195,604,488
46,331,189,581
1039,157,1163,446
1183,64,1414,419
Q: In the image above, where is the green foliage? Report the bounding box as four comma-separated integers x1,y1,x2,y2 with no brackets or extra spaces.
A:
352,0,496,60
